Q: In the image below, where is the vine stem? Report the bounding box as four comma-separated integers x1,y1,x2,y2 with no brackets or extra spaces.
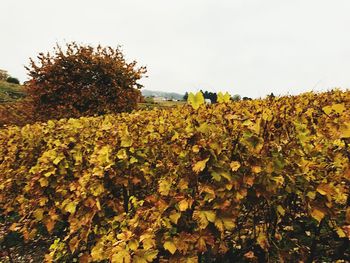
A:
306,219,324,263
6,246,14,263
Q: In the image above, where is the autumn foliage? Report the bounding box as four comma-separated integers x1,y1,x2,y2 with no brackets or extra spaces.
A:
0,100,35,127
1,90,349,262
25,42,146,121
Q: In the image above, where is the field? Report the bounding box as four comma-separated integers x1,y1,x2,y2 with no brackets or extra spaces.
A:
138,100,186,110
0,84,185,127
0,90,349,262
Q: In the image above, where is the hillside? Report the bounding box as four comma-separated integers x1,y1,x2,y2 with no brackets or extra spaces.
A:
0,81,26,103
141,89,184,100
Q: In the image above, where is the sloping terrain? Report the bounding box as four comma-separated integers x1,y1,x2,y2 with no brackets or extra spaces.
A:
0,81,26,103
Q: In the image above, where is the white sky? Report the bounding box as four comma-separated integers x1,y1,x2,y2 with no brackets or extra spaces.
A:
1,0,350,98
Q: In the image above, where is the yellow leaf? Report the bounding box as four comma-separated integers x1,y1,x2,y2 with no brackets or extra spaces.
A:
44,170,55,177
193,210,216,229
204,210,216,223
185,256,198,263
178,199,189,211
143,250,158,262
311,208,325,222
193,158,209,173
130,156,138,164
178,178,189,189
133,250,158,263
307,191,316,200
217,92,231,103
262,108,273,121
316,184,332,196
96,198,101,210
277,205,285,216
187,92,204,110
257,232,269,250
132,255,147,263
38,197,49,206
164,240,177,254
192,145,200,153
53,156,64,165
117,149,128,159
117,231,132,241
128,239,139,251
214,218,224,232
91,243,105,261
322,105,332,115
169,212,181,224
197,236,207,252
222,217,235,230
197,123,210,133
221,171,232,181
340,123,350,138
97,145,111,164
336,227,346,238
121,135,133,148
111,250,131,263
193,210,208,229
33,208,44,221
65,202,77,214
171,131,179,141
158,178,172,196
142,238,155,250
39,177,49,187
230,161,241,171
252,166,261,173
332,103,345,114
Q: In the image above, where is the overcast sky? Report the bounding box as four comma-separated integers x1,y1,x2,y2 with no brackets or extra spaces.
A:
1,0,349,98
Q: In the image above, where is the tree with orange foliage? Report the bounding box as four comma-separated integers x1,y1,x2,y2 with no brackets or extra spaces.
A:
25,42,146,121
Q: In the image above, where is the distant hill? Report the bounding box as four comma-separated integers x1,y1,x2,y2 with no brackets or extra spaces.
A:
141,89,184,100
0,81,27,103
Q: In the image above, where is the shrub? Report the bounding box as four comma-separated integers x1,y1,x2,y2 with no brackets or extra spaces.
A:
25,42,146,121
6,77,20,85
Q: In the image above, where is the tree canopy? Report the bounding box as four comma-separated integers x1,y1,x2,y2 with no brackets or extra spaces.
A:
25,42,146,121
